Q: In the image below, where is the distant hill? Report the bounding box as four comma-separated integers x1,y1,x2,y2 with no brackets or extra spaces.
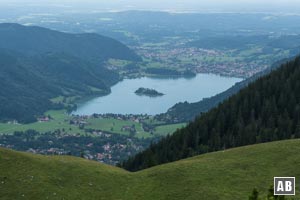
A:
0,23,141,123
0,50,119,123
0,23,141,63
1,139,300,199
121,56,300,171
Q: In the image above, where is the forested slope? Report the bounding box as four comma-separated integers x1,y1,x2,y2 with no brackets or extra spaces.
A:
0,50,118,123
0,23,141,123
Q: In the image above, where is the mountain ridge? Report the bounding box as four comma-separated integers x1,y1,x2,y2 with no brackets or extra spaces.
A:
0,23,141,62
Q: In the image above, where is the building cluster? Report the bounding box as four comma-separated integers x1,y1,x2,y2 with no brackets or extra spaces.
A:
92,113,151,122
134,44,270,78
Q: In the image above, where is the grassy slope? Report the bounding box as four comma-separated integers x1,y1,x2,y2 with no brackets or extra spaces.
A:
0,110,85,135
1,139,300,200
154,123,186,136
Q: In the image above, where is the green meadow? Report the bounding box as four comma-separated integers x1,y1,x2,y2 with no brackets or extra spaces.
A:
1,139,300,199
0,110,185,139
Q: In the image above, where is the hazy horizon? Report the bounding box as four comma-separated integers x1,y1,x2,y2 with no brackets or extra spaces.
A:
1,0,300,14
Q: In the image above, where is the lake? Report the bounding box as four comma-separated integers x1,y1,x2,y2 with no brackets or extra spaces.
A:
74,74,242,115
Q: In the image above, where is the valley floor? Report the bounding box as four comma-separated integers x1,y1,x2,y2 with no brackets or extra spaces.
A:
0,110,186,165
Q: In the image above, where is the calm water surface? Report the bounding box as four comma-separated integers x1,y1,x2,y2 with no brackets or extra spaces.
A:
74,74,242,115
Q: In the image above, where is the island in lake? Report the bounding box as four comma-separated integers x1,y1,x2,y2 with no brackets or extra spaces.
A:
135,87,164,97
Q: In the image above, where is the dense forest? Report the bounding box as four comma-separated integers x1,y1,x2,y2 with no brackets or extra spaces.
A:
0,50,121,123
0,23,140,123
120,56,300,171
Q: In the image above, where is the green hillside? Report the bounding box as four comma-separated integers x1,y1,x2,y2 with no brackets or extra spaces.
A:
1,139,300,199
0,50,119,123
0,23,142,123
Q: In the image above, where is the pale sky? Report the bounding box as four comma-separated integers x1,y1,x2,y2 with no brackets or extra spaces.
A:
1,0,300,13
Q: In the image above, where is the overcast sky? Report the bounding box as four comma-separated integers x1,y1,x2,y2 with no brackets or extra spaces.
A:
1,0,300,13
